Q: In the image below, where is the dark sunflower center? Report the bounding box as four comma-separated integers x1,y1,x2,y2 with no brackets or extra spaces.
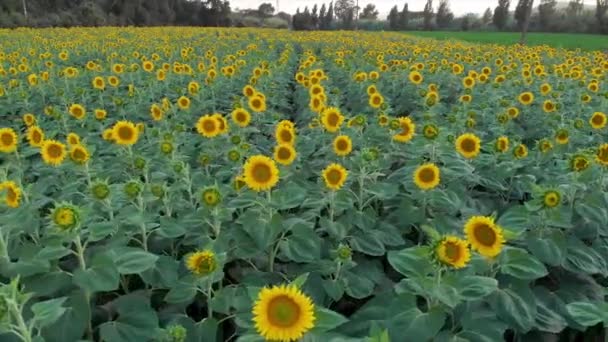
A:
592,115,604,125
522,94,530,102
280,129,293,143
460,138,476,153
267,295,301,328
1,133,14,146
252,99,261,108
373,96,381,105
252,163,272,183
418,167,436,183
326,169,342,185
47,144,63,158
236,112,247,122
73,148,86,160
72,108,83,117
180,99,188,107
327,113,339,126
444,242,461,261
336,139,348,151
203,119,216,132
33,131,42,142
400,122,411,135
277,147,291,160
118,126,134,140
473,223,497,246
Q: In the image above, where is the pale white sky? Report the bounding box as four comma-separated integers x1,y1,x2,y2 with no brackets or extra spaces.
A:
232,0,498,16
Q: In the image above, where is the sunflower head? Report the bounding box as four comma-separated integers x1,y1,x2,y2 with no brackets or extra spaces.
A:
543,190,561,208
571,154,590,172
596,143,608,166
0,181,22,208
177,96,191,110
518,92,534,106
555,129,569,145
322,163,348,191
0,128,18,153
23,113,36,126
423,124,439,140
51,203,81,231
513,144,528,159
67,133,81,146
464,216,505,258
368,93,384,109
201,187,221,207
455,133,481,159
69,104,86,120
413,163,441,190
590,112,607,129
248,94,267,113
274,144,297,166
186,250,218,276
276,126,296,145
91,181,110,201
124,181,142,199
231,108,251,128
196,115,221,138
69,144,90,165
435,236,471,269
112,121,139,146
321,107,344,133
252,285,315,342
243,155,280,192
41,139,67,166
333,135,352,157
393,117,416,143
495,136,509,153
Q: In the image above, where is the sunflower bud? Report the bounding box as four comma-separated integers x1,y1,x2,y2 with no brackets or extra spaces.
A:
336,244,352,261
91,181,110,200
164,325,187,342
151,184,165,199
173,162,184,173
51,203,81,231
362,147,379,161
199,154,211,166
201,187,221,207
230,135,241,145
228,150,241,162
134,157,146,170
160,141,173,155
124,181,141,199
574,119,584,129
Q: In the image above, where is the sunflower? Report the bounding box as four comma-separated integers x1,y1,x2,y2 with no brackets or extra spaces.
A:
0,181,22,208
92,76,105,90
462,76,475,89
0,128,18,153
413,163,440,190
596,144,608,166
321,107,344,133
70,144,90,165
543,190,561,208
274,144,297,166
589,112,607,129
366,85,377,96
393,117,416,143
243,155,280,192
423,124,439,140
67,133,81,146
513,144,528,159
436,236,471,269
409,70,423,85
41,139,67,166
201,188,221,207
108,76,120,87
253,285,315,342
213,114,229,135
248,94,267,113
196,115,220,138
150,104,164,121
177,96,191,110
186,250,217,276
275,126,296,145
540,83,552,95
507,107,520,119
495,136,509,153
95,109,107,121
50,203,80,231
112,121,139,146
538,138,553,153
243,85,256,97
571,154,590,172
23,113,36,127
332,135,353,157
543,100,556,113
518,92,534,106
464,216,505,258
460,94,472,103
368,93,384,109
27,126,44,147
322,163,348,191
555,129,569,145
309,95,325,113
455,133,481,159
102,129,114,141
69,104,86,120
231,108,252,128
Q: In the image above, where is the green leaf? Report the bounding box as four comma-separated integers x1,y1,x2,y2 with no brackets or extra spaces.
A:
99,294,158,342
527,231,566,267
31,297,67,328
290,273,309,288
387,246,433,278
496,205,530,235
73,253,119,293
314,307,348,332
239,210,283,249
394,308,446,340
457,275,498,300
112,248,159,275
42,290,89,342
564,238,608,276
37,245,71,261
499,247,548,280
271,182,308,210
279,224,321,262
534,287,567,333
566,302,607,327
164,279,198,304
350,231,386,256
88,221,117,242
490,288,536,333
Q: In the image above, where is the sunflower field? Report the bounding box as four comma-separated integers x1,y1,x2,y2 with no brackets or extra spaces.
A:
0,27,608,342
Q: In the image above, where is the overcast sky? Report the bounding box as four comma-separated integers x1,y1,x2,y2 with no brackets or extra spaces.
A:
231,0,498,16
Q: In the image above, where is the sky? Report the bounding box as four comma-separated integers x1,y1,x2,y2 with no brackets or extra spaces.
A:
231,0,498,17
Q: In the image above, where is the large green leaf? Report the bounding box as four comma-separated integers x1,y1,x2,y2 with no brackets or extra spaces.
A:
31,297,67,328
279,223,321,262
99,294,159,342
387,246,433,278
112,247,159,275
314,307,348,332
566,302,608,327
499,247,548,280
490,287,537,333
73,253,119,293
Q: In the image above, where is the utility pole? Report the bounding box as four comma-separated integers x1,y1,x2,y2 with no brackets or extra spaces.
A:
22,0,28,19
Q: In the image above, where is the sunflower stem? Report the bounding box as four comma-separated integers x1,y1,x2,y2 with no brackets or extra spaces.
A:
207,282,213,319
329,191,336,222
74,235,86,270
8,299,33,342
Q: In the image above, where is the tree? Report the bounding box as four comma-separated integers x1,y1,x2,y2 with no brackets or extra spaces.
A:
482,7,493,24
311,4,319,28
538,0,556,31
493,0,510,30
436,0,453,28
335,0,355,23
388,5,399,30
519,0,534,43
326,1,334,28
319,3,326,28
360,3,378,19
399,3,409,29
597,0,608,33
258,3,275,18
423,0,434,30
567,0,584,16
514,0,533,30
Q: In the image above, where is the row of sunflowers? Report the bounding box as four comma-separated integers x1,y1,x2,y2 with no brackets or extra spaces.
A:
0,27,608,341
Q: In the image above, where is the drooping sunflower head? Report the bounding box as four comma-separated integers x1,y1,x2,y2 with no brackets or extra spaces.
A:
196,115,220,138
50,203,81,231
150,104,164,121
112,121,139,146
321,107,344,133
67,132,81,146
201,187,221,207
333,135,352,157
513,143,528,159
212,114,229,135
571,154,590,172
589,112,607,129
23,113,36,127
392,117,416,143
543,190,561,208
41,139,66,166
518,92,534,106
555,129,569,145
455,133,481,159
422,124,439,140
274,144,297,166
464,216,505,258
69,104,86,120
26,126,44,148
231,108,252,128
243,155,280,192
0,128,18,153
435,236,471,269
69,144,90,165
507,107,520,119
495,136,509,153
252,284,315,342
596,143,608,166
413,163,441,190
0,181,22,208
276,126,296,145
322,163,348,191
186,250,218,276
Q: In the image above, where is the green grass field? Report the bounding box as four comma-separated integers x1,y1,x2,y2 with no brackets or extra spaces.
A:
406,31,608,51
